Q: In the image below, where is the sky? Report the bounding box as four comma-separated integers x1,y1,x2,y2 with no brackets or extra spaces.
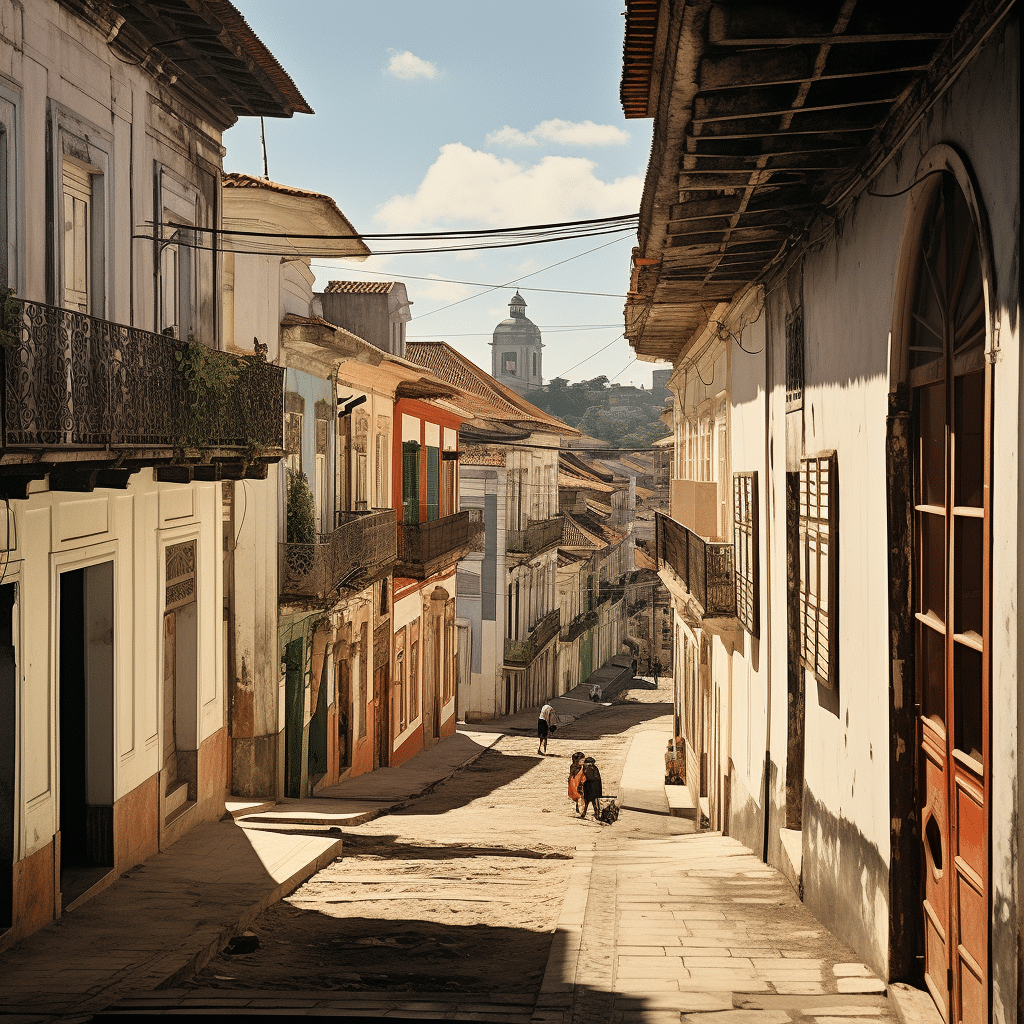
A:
223,0,664,390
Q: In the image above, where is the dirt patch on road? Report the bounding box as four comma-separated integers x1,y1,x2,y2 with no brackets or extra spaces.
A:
190,836,571,994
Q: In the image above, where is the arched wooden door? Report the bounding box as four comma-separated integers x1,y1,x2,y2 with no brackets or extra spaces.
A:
909,173,989,1024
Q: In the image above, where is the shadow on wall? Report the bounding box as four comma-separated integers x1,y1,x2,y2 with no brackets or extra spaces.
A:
801,782,890,981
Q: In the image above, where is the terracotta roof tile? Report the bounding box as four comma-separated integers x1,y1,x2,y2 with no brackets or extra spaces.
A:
324,281,396,294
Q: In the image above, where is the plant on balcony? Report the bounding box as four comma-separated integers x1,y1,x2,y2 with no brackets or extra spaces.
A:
0,289,20,348
174,334,239,449
286,469,316,545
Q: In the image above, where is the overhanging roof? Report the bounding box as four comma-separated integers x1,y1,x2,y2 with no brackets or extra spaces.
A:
62,0,312,130
621,0,1013,362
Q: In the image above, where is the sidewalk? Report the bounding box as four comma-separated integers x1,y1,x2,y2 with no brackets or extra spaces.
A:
0,729,509,1021
533,833,898,1024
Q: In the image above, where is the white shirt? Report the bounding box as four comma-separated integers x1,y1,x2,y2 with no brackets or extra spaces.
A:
539,704,557,725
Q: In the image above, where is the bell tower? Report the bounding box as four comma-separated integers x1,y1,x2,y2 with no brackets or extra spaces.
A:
490,291,542,398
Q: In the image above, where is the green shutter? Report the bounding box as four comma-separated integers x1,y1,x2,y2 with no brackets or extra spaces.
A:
426,446,440,521
402,441,420,524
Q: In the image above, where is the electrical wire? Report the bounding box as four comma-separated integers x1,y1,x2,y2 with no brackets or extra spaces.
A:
408,324,622,337
866,168,948,199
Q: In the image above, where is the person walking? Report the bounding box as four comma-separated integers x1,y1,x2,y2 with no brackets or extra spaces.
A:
567,751,585,812
579,756,603,819
537,702,558,755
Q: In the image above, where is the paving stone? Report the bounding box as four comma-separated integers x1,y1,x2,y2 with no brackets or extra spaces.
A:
796,1007,883,1017
772,982,827,995
685,956,753,969
680,1012,792,1024
753,958,823,969
813,1018,888,1023
837,978,887,994
834,963,876,977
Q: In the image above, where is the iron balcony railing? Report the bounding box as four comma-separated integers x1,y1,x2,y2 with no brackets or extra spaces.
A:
2,298,284,454
655,512,736,617
504,608,561,666
599,580,626,605
560,609,598,644
280,509,397,603
506,514,563,557
396,508,484,579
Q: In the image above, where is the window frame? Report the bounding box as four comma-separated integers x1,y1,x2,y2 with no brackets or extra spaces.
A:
799,452,838,688
732,471,760,638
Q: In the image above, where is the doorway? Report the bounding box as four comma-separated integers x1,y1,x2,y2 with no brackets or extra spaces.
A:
59,563,114,907
907,174,989,1023
284,638,304,798
0,583,16,931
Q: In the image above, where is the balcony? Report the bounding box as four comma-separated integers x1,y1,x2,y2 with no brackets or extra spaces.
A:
0,298,284,495
396,508,484,579
655,512,736,617
504,608,561,666
506,514,563,559
560,609,598,644
279,509,397,604
670,478,722,541
599,580,625,605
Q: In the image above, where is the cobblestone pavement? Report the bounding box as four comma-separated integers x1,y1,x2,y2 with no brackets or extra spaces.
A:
177,678,901,1023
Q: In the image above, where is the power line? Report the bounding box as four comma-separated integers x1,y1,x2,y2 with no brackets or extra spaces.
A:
409,325,622,338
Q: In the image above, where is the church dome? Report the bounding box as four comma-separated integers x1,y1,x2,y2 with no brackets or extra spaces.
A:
492,291,541,342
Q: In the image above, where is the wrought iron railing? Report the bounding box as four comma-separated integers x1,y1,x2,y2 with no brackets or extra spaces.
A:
1,298,284,452
280,509,396,603
396,508,484,577
655,512,736,616
506,514,563,556
560,609,598,644
504,608,561,666
599,580,625,605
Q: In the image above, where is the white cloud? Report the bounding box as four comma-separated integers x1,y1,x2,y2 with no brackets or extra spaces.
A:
374,143,642,229
486,125,538,147
387,50,440,80
487,119,629,148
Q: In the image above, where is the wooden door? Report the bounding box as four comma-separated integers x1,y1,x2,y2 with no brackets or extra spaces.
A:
910,175,988,1024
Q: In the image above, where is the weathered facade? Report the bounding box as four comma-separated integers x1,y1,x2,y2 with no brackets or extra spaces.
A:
0,0,306,945
621,2,1019,1021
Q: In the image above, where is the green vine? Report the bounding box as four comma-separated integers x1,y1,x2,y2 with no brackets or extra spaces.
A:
173,334,239,450
0,289,21,348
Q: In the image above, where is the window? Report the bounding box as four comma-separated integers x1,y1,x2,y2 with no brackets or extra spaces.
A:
425,445,440,521
733,473,759,637
0,96,17,290
375,432,389,507
786,307,804,409
799,453,837,687
502,351,517,375
284,393,304,475
441,453,457,517
532,351,537,378
395,627,406,733
402,440,420,523
315,415,328,530
62,161,91,312
409,634,419,722
156,170,197,339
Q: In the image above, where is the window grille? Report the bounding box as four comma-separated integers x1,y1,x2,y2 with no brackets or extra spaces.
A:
786,307,804,408
799,453,837,687
732,472,759,637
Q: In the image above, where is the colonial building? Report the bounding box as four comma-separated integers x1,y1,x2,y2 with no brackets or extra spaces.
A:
621,2,1019,1021
0,0,305,946
491,292,543,398
404,342,575,719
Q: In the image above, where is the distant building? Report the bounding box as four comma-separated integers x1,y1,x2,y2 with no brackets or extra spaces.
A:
652,368,672,405
491,292,542,397
318,281,413,358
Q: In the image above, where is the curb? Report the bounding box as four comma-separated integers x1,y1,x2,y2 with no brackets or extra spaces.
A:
533,843,596,1024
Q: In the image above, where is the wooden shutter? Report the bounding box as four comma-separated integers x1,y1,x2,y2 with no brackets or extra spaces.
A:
798,453,838,687
402,441,420,524
426,446,440,521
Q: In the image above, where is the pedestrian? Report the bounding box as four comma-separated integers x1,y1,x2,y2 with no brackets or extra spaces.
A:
589,682,603,702
568,751,585,812
537,702,558,755
579,756,603,819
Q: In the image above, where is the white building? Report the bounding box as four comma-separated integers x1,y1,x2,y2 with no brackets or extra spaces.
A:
621,3,1019,1020
0,1,307,946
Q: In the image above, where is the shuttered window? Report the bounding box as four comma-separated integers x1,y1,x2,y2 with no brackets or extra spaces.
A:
799,453,837,687
426,446,440,521
733,472,759,638
402,441,420,524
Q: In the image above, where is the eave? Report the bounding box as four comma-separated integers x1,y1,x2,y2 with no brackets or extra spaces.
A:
620,0,1015,364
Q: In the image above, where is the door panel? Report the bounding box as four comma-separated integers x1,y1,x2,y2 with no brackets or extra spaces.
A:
911,175,988,1024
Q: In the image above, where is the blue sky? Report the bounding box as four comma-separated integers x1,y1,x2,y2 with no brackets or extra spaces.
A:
224,0,662,388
